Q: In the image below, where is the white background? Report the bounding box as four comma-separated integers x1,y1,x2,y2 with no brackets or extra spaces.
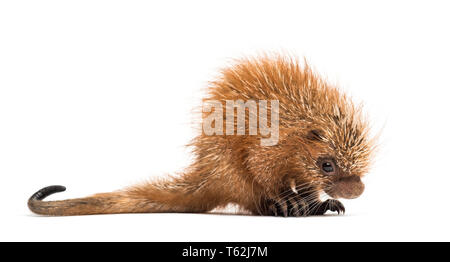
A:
1,0,449,241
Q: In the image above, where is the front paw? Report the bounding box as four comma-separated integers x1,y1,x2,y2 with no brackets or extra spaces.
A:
321,199,345,215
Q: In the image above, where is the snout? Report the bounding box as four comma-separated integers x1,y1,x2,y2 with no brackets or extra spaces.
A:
325,175,365,199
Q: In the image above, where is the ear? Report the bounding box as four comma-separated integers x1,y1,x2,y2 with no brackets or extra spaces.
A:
306,129,325,142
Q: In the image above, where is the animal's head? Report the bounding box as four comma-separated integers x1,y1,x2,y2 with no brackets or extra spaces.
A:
302,117,374,199
284,80,376,200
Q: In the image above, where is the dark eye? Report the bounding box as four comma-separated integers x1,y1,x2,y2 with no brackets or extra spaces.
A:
317,158,337,175
322,162,334,173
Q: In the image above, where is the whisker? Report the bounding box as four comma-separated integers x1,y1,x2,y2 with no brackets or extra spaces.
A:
276,186,319,208
297,193,322,216
276,180,318,200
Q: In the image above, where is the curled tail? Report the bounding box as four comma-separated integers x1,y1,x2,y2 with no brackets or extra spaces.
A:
27,185,151,216
28,178,223,216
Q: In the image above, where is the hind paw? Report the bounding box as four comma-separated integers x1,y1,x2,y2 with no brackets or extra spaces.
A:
265,196,310,217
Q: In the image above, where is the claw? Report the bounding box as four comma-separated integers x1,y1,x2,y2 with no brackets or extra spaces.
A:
278,201,288,217
264,188,316,217
296,198,309,216
339,203,345,214
326,199,345,215
288,198,299,217
269,204,278,216
290,179,298,194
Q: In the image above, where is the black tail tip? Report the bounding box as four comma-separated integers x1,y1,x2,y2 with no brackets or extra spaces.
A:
29,185,66,202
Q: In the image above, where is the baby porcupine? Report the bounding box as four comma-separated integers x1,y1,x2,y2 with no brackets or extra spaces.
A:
28,54,376,217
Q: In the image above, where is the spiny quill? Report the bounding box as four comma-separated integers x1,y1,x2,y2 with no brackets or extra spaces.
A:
28,53,376,217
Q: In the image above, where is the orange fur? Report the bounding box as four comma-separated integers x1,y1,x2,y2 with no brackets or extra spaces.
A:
28,54,376,216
